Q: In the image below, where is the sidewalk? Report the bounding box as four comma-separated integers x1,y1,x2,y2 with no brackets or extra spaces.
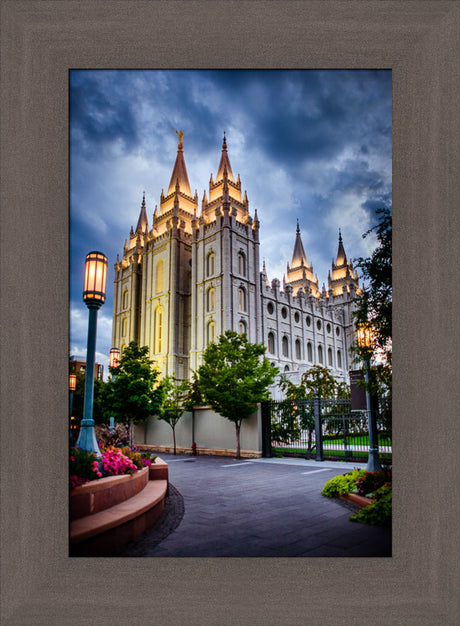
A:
115,453,391,558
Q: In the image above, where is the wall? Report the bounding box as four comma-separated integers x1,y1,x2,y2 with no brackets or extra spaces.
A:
134,405,262,457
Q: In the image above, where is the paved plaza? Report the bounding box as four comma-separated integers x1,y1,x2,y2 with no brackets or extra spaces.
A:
115,454,391,558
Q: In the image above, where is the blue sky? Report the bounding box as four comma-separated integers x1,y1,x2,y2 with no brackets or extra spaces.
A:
70,69,392,378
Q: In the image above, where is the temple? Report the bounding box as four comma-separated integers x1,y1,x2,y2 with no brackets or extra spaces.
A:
112,133,361,385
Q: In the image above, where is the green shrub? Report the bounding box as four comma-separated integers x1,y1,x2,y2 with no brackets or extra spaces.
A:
70,447,102,489
322,469,366,497
350,483,392,526
355,469,392,497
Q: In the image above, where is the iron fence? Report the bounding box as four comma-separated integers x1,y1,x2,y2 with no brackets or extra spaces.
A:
261,396,392,463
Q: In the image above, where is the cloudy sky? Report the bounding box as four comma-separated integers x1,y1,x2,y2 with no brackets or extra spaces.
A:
70,69,392,378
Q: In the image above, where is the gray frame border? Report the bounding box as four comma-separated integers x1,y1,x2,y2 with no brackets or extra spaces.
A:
1,1,459,624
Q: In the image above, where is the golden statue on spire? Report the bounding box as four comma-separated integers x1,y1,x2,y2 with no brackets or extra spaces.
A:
172,128,184,148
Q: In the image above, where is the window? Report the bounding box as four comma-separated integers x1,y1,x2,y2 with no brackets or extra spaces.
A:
155,306,163,353
284,365,290,372
207,287,215,312
337,350,342,369
207,252,215,277
318,344,323,364
238,320,247,335
156,259,164,293
336,327,340,337
317,320,322,331
282,336,289,357
207,320,215,345
307,342,313,361
281,307,287,319
327,323,331,334
306,316,311,327
122,289,129,309
267,302,274,315
268,332,275,354
294,312,300,323
328,347,333,366
238,251,246,276
295,339,301,360
122,317,127,337
238,287,246,312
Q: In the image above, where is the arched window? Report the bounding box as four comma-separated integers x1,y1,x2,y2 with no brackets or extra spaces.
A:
207,252,215,277
207,287,215,312
318,344,323,364
238,287,246,312
268,332,275,354
284,365,290,372
207,320,215,345
238,320,247,335
307,342,313,362
238,251,246,276
295,339,301,360
337,350,342,369
155,306,163,353
156,259,164,293
122,289,129,309
121,317,127,337
282,336,289,357
328,347,333,366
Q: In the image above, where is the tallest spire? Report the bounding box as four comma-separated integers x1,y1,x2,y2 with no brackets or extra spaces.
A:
216,132,235,182
291,220,308,267
167,129,192,196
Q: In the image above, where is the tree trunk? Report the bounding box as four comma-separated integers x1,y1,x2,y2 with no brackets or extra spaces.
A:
235,422,241,459
173,427,176,455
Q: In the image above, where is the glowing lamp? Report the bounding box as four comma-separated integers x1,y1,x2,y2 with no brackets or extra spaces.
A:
357,323,374,353
109,347,121,369
83,251,108,307
69,373,77,392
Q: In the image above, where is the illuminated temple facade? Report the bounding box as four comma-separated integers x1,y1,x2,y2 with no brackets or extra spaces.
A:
111,134,361,384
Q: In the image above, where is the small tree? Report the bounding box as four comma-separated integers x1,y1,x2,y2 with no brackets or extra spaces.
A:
71,371,108,426
197,331,278,459
106,342,164,446
157,374,190,455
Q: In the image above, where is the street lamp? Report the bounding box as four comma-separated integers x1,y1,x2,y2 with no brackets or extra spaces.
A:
108,347,120,432
69,373,76,438
76,251,108,458
357,323,382,472
109,347,120,373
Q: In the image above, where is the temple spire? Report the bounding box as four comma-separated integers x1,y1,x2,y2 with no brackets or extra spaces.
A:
216,131,235,182
167,129,192,196
336,228,347,265
291,220,308,268
135,191,149,234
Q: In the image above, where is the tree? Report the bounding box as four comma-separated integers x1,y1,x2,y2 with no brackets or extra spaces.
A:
197,331,278,459
354,207,392,434
106,342,164,445
279,366,350,450
354,207,392,358
157,374,190,455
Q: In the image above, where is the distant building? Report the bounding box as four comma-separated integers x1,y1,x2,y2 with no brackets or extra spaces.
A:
70,356,104,381
111,133,361,387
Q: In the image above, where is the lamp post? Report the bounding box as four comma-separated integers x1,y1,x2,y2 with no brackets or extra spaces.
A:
108,348,120,432
357,323,382,472
76,251,108,459
69,373,76,438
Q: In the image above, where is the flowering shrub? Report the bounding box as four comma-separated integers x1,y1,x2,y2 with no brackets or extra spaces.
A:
322,469,366,498
100,445,138,476
350,483,392,526
69,447,102,489
120,446,157,470
355,469,392,497
95,423,130,447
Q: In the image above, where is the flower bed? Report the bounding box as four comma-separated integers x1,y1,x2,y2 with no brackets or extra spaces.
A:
322,469,392,527
70,445,157,490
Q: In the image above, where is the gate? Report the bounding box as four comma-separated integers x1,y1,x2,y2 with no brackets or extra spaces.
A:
261,396,392,463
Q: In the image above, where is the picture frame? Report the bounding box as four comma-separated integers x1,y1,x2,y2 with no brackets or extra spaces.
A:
1,1,458,623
